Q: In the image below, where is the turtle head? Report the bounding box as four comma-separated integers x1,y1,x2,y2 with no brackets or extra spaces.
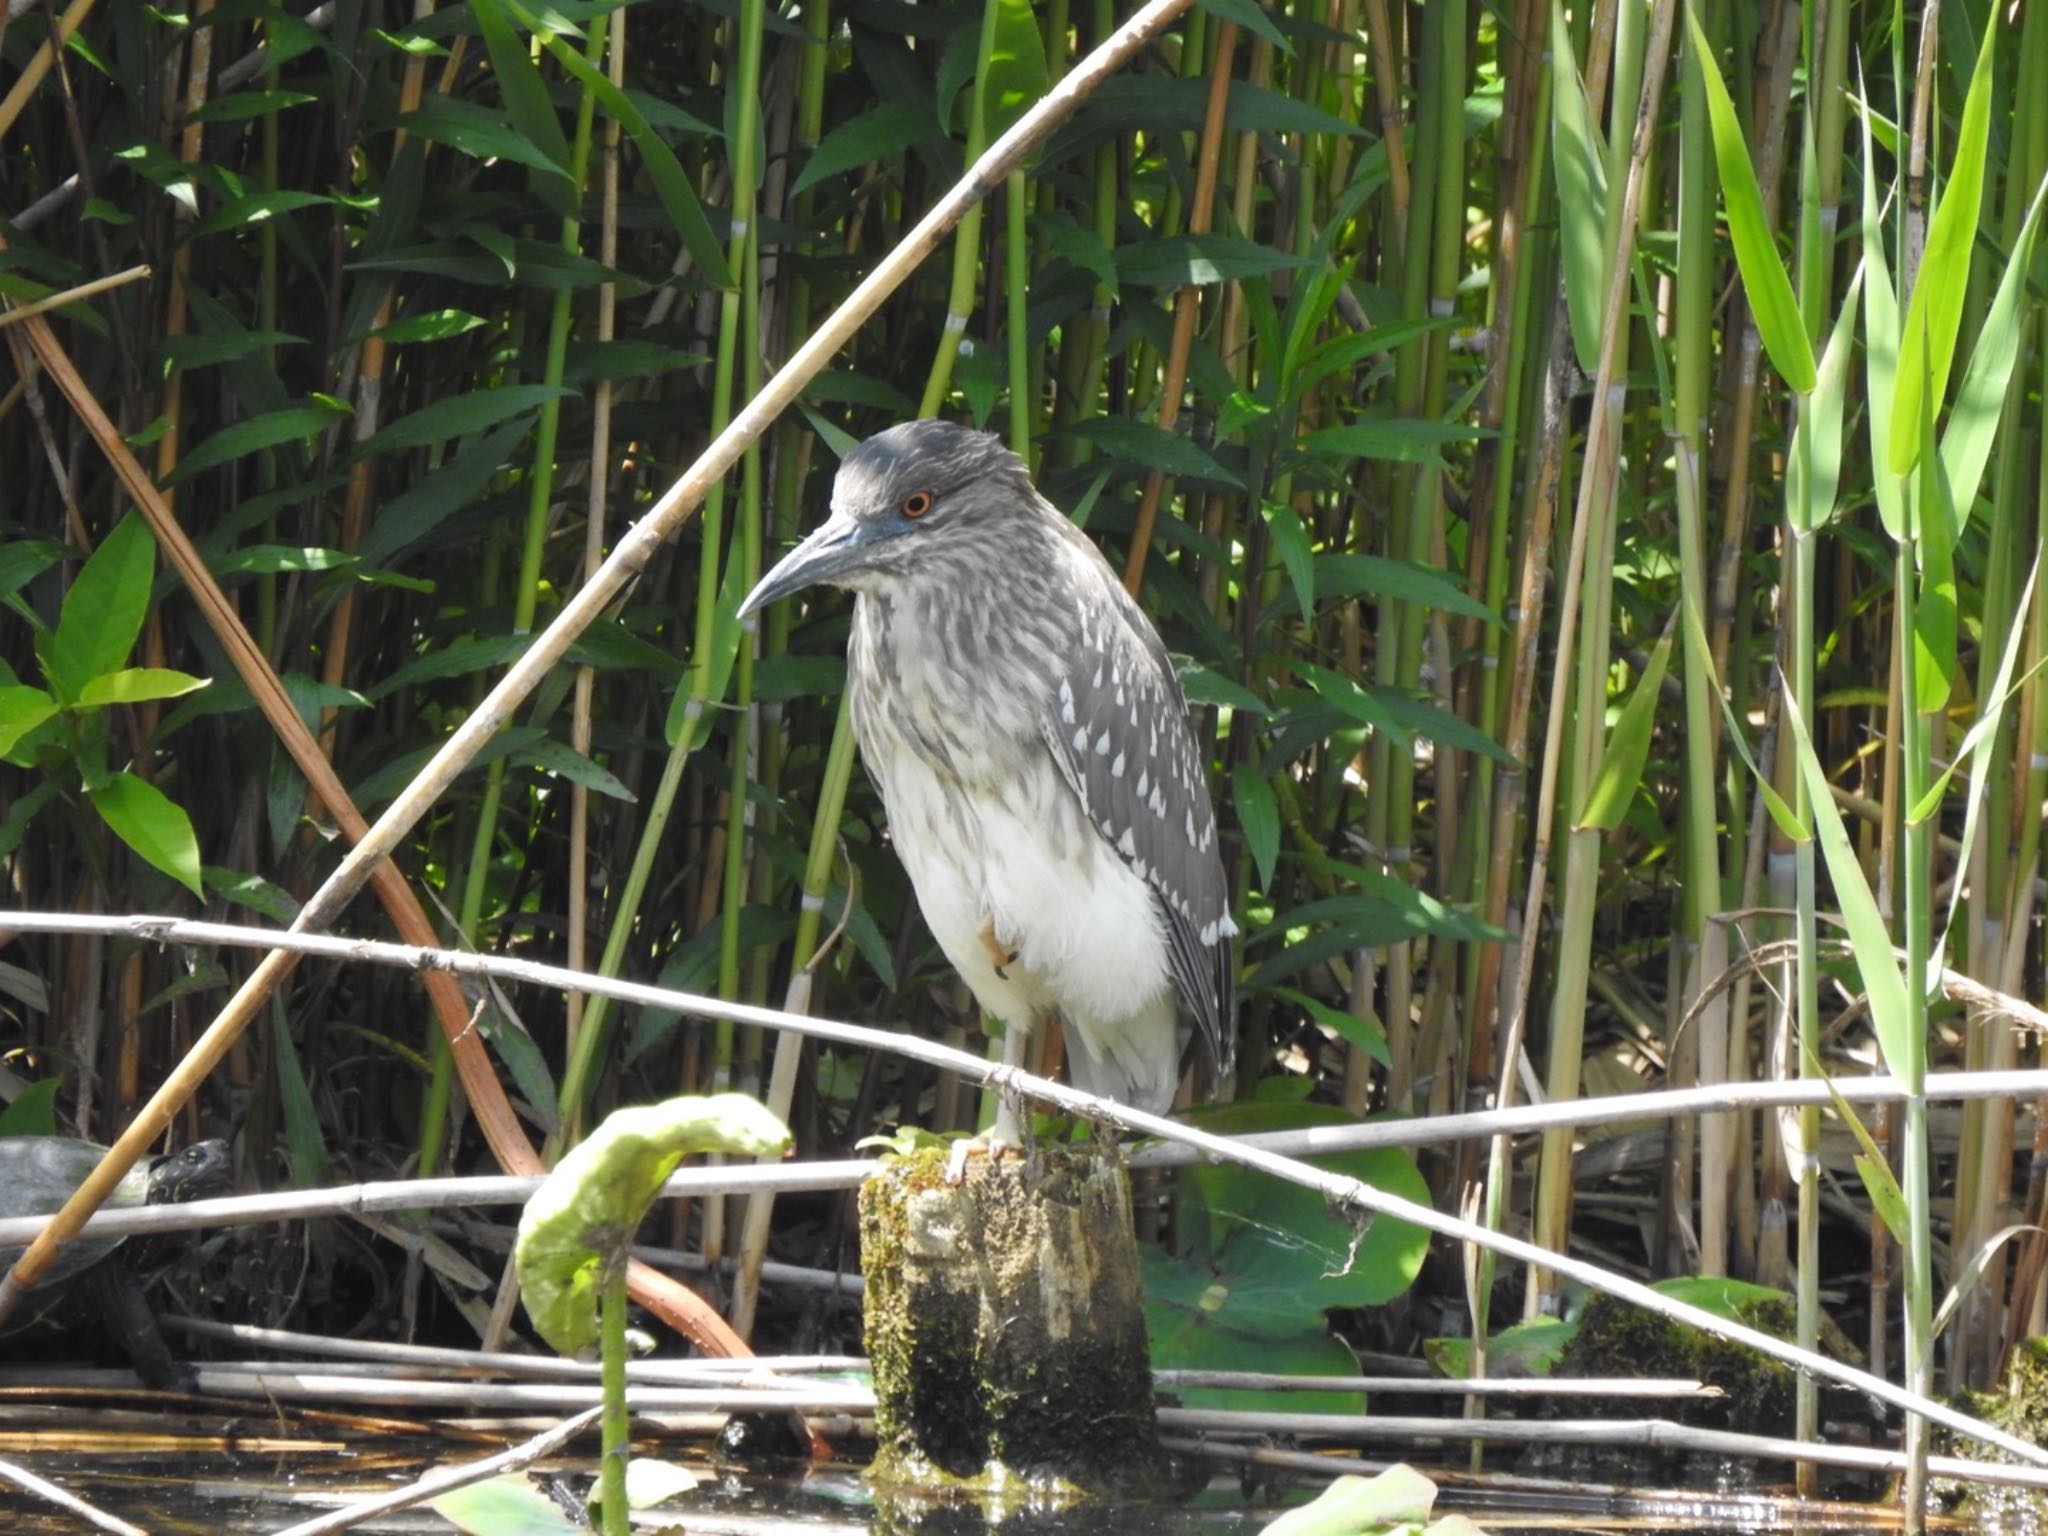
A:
147,1140,231,1204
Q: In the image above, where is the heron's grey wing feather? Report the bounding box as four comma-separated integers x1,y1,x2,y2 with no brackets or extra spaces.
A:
1038,594,1234,1074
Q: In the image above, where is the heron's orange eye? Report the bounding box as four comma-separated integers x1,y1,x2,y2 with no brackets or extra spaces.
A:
902,490,933,519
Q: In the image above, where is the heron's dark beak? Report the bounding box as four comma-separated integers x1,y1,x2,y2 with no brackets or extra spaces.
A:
739,511,891,620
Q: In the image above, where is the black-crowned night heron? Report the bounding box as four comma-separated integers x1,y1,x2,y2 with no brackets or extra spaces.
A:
739,421,1235,1134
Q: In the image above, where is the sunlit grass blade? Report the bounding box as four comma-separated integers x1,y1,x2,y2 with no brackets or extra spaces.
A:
1786,266,1863,533
1783,677,1912,1075
1858,81,1905,538
1939,169,2048,520
1887,11,1997,476
1576,629,1671,831
1686,5,1815,393
1550,0,1609,374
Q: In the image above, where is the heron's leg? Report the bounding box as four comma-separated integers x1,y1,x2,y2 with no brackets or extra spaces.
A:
977,917,1020,979
990,1015,1031,1145
945,1017,1032,1184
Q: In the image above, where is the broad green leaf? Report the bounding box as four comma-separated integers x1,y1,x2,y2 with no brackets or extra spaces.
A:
399,94,574,180
1889,12,1997,475
1855,1154,1912,1245
515,737,636,802
1261,500,1316,624
1119,234,1310,288
1858,85,1905,537
1144,1267,1364,1416
368,634,530,701
0,539,70,603
1173,1101,1431,1319
1065,418,1243,486
273,999,329,1188
1294,661,1408,742
0,1077,61,1136
1940,168,2048,521
516,1095,790,1355
1271,986,1389,1066
90,771,204,896
1311,554,1500,627
1785,267,1864,533
563,339,705,385
157,328,303,373
1550,0,1609,373
1233,764,1280,892
208,545,356,578
1292,316,1455,400
1179,663,1269,716
364,308,487,345
1803,1045,1911,1244
1783,698,1910,1074
204,867,302,925
0,687,58,757
186,88,316,124
39,513,155,700
1914,379,1958,710
77,668,210,707
354,384,573,460
359,417,534,570
468,0,575,217
187,189,333,239
985,0,1050,137
1576,631,1672,830
797,404,859,460
1197,0,1289,54
162,403,347,487
1301,418,1487,468
1370,687,1517,764
1687,6,1816,393
1258,1466,1437,1536
352,239,647,291
1037,210,1119,296
517,8,734,289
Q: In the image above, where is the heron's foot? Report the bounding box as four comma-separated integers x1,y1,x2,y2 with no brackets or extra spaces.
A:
942,1133,1024,1186
978,917,1021,980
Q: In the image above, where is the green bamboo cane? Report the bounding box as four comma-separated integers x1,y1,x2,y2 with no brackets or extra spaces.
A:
919,0,1005,417
1953,1,2043,1383
558,5,757,1142
428,11,609,1172
1670,0,1728,1286
717,0,769,1015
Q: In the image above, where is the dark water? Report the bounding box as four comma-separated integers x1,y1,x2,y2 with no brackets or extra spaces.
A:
0,1441,1980,1535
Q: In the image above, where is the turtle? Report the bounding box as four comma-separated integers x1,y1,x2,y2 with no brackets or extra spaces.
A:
0,1135,232,1392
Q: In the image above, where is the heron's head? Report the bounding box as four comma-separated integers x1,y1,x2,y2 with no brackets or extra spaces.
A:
739,420,1035,619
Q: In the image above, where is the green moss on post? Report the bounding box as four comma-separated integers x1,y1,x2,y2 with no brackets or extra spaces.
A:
859,1143,1165,1506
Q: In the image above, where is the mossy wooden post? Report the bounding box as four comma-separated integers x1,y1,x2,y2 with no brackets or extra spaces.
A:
859,1143,1165,1504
